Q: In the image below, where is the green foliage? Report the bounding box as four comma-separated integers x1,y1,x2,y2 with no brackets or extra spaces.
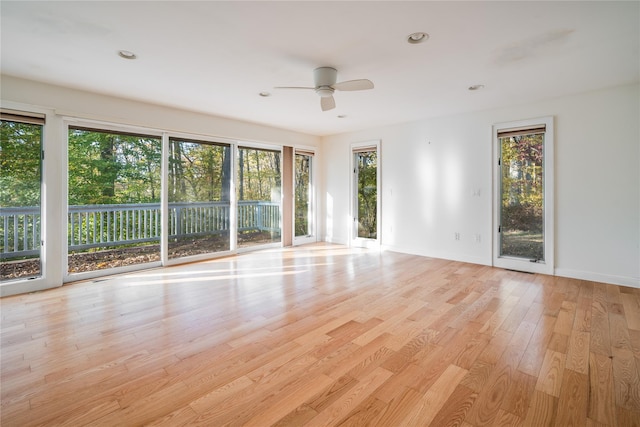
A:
237,147,281,201
500,134,543,233
0,121,42,207
356,151,377,239
294,154,311,236
168,138,231,203
68,128,161,205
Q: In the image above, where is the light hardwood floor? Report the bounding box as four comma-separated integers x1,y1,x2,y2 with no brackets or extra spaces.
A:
2,244,640,426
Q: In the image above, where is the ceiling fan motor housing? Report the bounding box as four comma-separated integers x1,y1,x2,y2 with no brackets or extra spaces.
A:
314,67,338,87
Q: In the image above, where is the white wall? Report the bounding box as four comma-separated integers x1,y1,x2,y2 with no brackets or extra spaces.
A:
321,84,640,288
1,75,321,296
1,75,320,147
2,75,638,290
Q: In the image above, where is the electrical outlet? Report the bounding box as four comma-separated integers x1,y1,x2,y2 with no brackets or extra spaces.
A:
454,232,460,241
474,233,481,243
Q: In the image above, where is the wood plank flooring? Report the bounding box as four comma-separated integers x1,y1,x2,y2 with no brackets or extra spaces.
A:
2,244,640,426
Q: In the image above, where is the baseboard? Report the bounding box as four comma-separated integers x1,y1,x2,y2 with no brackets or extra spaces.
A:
1,279,62,298
554,268,640,289
323,236,348,246
380,244,491,267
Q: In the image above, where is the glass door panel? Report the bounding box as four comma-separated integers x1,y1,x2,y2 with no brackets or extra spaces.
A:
67,127,161,274
499,131,544,261
237,147,281,248
0,119,42,281
294,152,312,238
168,137,231,258
354,150,378,240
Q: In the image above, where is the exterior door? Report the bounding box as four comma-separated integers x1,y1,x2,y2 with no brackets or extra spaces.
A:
167,137,232,260
494,117,554,274
0,111,44,282
294,150,315,245
66,126,162,279
236,145,282,249
351,141,380,248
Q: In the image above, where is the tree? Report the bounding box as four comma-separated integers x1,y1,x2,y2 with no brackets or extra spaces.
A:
500,134,543,233
0,121,42,207
68,128,161,205
356,151,377,238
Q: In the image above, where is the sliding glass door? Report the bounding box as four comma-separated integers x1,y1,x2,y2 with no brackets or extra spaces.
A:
0,114,43,281
237,146,282,248
168,137,231,258
67,126,162,276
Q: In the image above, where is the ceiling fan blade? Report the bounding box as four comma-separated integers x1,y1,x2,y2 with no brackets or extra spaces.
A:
273,86,315,90
332,79,374,91
321,95,336,111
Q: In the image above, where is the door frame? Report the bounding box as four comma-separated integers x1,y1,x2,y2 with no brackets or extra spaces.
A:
492,116,554,275
0,102,60,297
350,140,381,249
235,141,284,253
293,147,317,246
62,118,165,283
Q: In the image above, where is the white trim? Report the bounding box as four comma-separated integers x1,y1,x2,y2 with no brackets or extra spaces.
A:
350,140,381,249
164,250,235,267
554,268,640,289
63,116,164,137
161,133,170,265
235,144,284,252
62,119,165,283
66,261,163,283
237,241,282,253
230,144,238,251
381,244,490,266
293,148,317,246
0,101,64,297
237,139,283,151
492,116,554,275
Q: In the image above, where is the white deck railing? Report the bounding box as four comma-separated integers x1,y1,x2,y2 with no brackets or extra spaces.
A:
1,201,279,259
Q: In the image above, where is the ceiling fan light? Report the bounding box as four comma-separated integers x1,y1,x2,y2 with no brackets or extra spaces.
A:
316,87,334,98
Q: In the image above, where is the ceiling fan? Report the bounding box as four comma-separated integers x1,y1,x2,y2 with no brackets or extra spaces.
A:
275,67,374,111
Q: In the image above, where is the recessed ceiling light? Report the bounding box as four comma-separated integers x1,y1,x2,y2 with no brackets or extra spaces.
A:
407,32,429,44
259,92,271,97
468,84,485,91
118,50,137,60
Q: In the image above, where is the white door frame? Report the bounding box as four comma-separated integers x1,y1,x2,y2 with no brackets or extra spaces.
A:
350,140,381,249
293,147,317,246
493,116,554,275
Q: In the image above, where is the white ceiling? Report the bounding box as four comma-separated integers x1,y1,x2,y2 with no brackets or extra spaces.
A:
1,1,638,136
